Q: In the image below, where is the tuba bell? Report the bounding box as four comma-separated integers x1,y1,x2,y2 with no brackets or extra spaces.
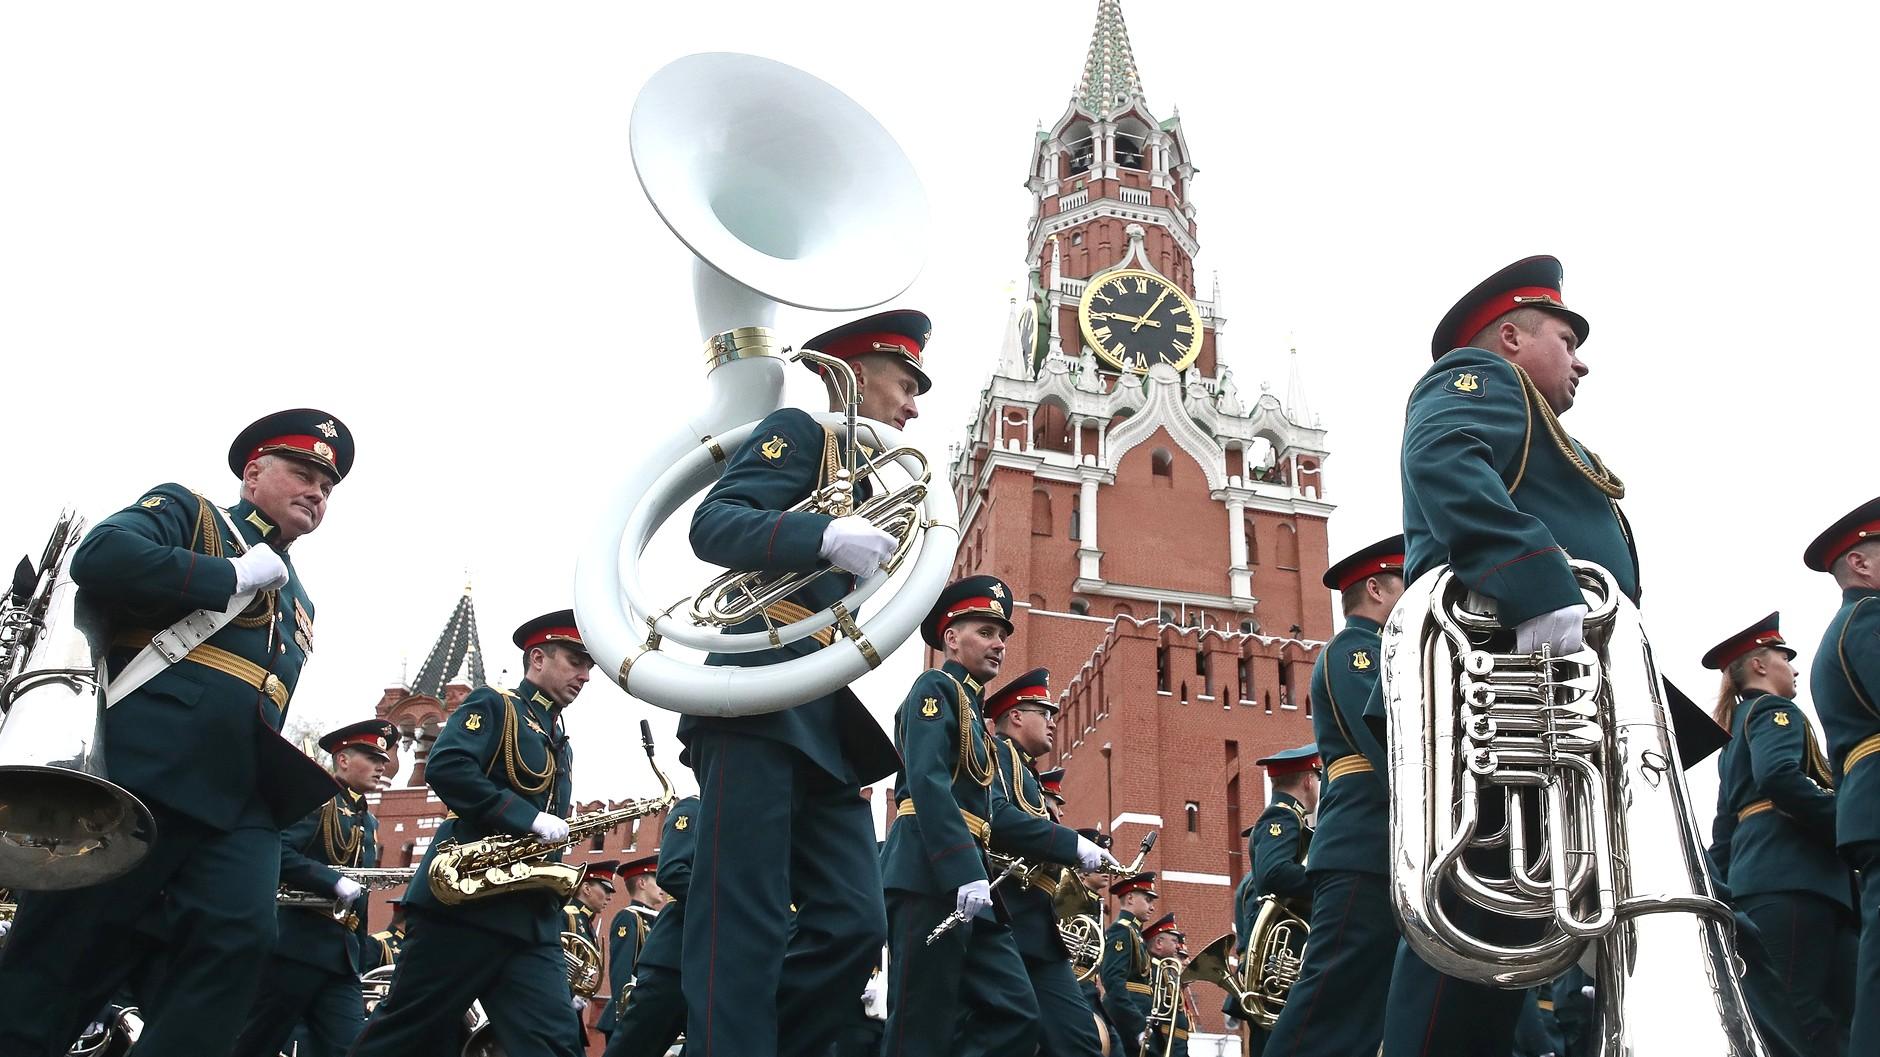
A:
0,514,156,890
574,52,958,717
1382,560,1764,1053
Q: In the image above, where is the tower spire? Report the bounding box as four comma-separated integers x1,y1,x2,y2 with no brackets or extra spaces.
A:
1074,0,1145,115
1285,342,1318,427
411,581,487,698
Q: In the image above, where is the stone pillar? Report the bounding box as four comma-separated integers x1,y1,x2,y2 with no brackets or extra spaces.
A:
1077,477,1102,581
1227,498,1251,600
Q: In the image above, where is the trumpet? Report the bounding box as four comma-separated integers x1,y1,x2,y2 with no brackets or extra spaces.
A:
562,930,603,998
428,721,674,905
277,867,416,923
925,831,1157,946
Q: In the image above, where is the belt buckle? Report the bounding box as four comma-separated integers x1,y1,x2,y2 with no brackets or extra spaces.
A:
152,632,186,664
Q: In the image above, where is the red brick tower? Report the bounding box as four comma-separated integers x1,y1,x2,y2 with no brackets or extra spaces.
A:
939,0,1336,1035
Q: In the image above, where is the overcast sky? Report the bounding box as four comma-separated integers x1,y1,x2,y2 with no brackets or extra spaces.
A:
4,1,1874,808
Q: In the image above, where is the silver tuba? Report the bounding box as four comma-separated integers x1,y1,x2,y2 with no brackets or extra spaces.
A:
0,514,155,889
574,53,957,716
1382,560,1764,1054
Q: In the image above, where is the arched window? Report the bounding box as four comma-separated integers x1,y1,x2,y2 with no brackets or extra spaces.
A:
1156,645,1170,692
1151,447,1174,486
1031,488,1053,536
1069,505,1082,542
1277,523,1300,570
1070,598,1090,616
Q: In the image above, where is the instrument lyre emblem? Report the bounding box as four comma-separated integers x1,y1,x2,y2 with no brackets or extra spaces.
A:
760,435,790,461
1453,372,1481,393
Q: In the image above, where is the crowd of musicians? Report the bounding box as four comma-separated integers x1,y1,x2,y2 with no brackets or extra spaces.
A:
0,253,1875,1057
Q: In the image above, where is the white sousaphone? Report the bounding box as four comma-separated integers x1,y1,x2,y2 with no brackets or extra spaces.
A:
575,52,959,715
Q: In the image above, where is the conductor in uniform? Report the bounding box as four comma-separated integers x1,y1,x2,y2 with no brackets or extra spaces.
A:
604,798,697,1057
681,309,928,1057
880,575,1038,1057
1101,872,1159,1057
349,610,590,1057
1804,497,1880,1053
1704,613,1855,1056
985,667,1118,1057
1264,535,1404,1057
0,408,354,1057
232,719,396,1057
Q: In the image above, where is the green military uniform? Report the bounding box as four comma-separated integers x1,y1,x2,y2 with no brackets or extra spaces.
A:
1242,744,1316,1057
1804,496,1880,1057
1266,537,1404,1057
984,667,1101,1057
582,857,638,1036
352,610,584,1057
1100,882,1155,1057
233,718,393,1057
881,576,1038,1057
603,799,696,1057
1138,913,1189,1057
682,324,919,1055
1511,989,1565,1057
0,409,352,1057
1705,614,1855,1056
1547,967,1593,1057
361,918,405,972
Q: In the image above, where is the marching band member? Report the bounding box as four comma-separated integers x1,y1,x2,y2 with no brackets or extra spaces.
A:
593,857,655,1037
881,575,1039,1056
1139,913,1190,1057
1805,497,1880,1054
361,899,408,972
1076,828,1124,1048
0,409,354,1057
603,798,697,1057
565,858,619,1044
1705,613,1855,1056
1242,743,1319,1057
680,310,926,1056
1263,536,1405,1057
985,667,1118,1057
349,610,589,1057
1101,872,1159,1057
232,719,395,1057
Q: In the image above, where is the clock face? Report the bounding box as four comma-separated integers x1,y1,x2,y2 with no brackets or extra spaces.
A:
1077,269,1202,374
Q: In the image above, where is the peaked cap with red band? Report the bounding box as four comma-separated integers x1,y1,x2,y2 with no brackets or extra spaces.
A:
583,859,622,890
1322,534,1407,592
1111,871,1157,899
1804,496,1880,572
1701,611,1796,670
228,408,355,482
619,855,658,882
1141,912,1184,943
320,718,397,759
1431,255,1590,361
513,609,586,654
803,308,933,395
1036,767,1066,802
921,574,1015,650
1256,742,1321,777
986,667,1054,721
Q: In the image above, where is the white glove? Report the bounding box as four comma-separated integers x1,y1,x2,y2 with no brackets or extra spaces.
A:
1515,603,1588,656
0,919,10,940
1581,984,1595,1001
334,877,364,904
1076,836,1118,872
230,545,289,595
570,996,588,1013
954,878,992,920
819,516,897,576
530,813,570,842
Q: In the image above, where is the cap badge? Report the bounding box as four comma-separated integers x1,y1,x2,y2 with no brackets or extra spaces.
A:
316,419,339,438
313,440,335,463
1268,822,1283,837
464,712,483,732
989,600,1005,616
1350,649,1373,672
375,736,387,750
760,435,790,462
920,697,940,719
1772,711,1790,727
674,814,689,830
990,583,1006,599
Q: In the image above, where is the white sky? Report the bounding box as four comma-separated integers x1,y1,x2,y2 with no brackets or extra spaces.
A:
4,1,1875,809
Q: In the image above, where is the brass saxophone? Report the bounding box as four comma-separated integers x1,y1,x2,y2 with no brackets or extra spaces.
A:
1382,560,1764,1053
428,721,674,905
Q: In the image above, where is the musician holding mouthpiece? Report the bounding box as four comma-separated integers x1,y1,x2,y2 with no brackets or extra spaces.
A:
984,666,1119,1057
0,408,353,1057
349,611,587,1057
232,719,394,1057
677,309,925,1056
880,575,1038,1056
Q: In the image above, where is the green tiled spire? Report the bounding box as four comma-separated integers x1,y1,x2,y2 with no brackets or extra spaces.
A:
1074,0,1145,115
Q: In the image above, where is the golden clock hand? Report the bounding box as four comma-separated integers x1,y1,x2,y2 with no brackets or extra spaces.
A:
1133,287,1171,332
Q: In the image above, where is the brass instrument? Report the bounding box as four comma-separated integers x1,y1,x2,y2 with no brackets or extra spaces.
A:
361,965,396,1013
1058,911,1104,983
927,831,1156,946
428,720,674,905
562,930,603,998
1383,561,1764,1053
0,514,156,890
1242,896,1309,1027
67,1005,142,1057
1142,954,1184,1057
689,350,931,632
277,867,416,922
